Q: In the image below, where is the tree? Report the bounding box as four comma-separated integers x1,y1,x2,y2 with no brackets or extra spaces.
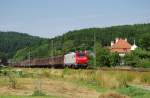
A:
109,52,120,67
0,52,6,58
133,48,150,59
139,33,150,51
95,42,110,67
2,23,150,63
124,48,150,67
63,40,74,53
124,53,139,67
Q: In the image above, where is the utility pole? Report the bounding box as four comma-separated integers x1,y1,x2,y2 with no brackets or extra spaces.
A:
51,40,54,67
28,48,31,67
94,32,96,66
51,40,54,57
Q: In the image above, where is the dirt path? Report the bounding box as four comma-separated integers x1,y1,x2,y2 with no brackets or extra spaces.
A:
0,78,100,98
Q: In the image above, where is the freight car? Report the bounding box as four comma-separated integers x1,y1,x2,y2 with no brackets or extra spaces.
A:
11,51,88,68
0,58,8,66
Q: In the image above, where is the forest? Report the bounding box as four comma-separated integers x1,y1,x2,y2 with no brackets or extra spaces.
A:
0,23,150,67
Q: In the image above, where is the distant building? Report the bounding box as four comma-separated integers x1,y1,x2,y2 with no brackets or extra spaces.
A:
110,38,132,54
110,38,138,65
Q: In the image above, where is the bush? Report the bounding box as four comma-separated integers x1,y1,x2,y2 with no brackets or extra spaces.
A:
124,48,150,67
32,90,46,96
118,86,150,98
124,53,139,67
7,70,17,89
109,52,120,67
135,59,150,68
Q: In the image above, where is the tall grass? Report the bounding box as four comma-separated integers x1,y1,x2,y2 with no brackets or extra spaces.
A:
0,68,149,98
36,68,150,89
140,73,150,84
3,68,150,90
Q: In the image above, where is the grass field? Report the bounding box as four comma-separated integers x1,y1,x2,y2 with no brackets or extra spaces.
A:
0,68,150,98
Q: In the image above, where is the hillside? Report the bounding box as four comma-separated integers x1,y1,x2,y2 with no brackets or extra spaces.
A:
0,31,47,59
61,23,150,46
14,23,150,61
0,23,150,61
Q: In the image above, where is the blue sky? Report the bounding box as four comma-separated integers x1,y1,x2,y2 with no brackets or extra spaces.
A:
0,0,150,38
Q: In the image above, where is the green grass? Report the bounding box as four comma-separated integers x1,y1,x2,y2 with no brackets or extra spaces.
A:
117,86,150,98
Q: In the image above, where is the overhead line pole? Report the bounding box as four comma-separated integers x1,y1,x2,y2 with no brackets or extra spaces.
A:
94,32,96,67
51,40,54,67
73,33,97,66
51,40,54,57
29,50,31,67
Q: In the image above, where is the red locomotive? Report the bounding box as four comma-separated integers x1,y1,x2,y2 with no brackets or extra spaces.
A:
64,51,88,68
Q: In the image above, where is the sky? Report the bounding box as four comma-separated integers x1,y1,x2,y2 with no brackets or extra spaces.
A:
0,0,150,38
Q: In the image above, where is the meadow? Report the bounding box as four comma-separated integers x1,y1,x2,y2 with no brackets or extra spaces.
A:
0,68,150,98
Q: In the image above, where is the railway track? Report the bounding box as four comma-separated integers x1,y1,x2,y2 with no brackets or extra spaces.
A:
9,63,150,72
99,67,150,72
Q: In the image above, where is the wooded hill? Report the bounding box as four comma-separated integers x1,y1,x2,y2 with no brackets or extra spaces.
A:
0,23,150,61
0,31,46,59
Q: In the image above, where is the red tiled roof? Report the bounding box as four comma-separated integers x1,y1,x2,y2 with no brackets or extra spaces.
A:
111,48,131,53
111,38,131,53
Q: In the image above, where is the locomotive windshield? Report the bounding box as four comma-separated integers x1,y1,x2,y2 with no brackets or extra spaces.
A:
78,52,85,57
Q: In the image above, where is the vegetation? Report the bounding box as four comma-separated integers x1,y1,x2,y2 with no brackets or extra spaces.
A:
139,33,150,51
118,86,150,98
124,48,150,68
94,43,120,67
0,23,150,68
0,68,150,98
1,21,150,98
12,23,150,67
32,90,46,96
0,31,46,59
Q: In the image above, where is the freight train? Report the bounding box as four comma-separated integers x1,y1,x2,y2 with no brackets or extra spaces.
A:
11,51,89,68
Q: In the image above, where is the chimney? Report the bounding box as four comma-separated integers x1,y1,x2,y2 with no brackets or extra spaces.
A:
125,38,127,42
115,38,119,43
111,41,114,46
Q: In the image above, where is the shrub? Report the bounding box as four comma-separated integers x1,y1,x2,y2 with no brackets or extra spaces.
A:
135,59,150,68
7,70,17,89
109,52,120,67
118,86,150,98
124,53,139,67
32,90,46,96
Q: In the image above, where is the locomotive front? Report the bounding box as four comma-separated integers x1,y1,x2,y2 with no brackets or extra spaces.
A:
76,51,88,68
